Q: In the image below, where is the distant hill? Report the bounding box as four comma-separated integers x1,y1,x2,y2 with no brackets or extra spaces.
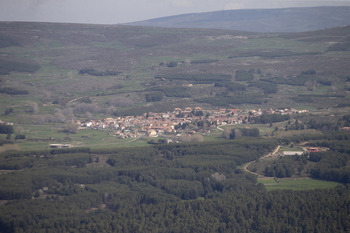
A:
127,6,350,32
0,21,350,117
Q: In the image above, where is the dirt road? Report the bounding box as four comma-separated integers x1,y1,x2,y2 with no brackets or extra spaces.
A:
242,145,280,177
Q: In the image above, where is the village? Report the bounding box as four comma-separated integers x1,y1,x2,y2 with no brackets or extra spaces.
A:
75,107,308,139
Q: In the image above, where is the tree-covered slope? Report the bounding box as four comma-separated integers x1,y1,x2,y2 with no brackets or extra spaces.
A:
0,138,349,232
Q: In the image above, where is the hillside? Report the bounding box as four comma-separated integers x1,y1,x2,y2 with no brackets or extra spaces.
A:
127,6,350,32
0,21,349,232
1,22,349,111
0,21,349,149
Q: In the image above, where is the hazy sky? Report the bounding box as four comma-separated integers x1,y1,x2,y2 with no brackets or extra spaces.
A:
1,0,350,24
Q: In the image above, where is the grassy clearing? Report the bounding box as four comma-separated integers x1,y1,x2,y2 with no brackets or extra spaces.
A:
258,177,340,191
87,138,150,149
238,37,327,53
69,130,149,148
15,141,52,151
139,56,181,67
91,41,130,51
9,124,151,150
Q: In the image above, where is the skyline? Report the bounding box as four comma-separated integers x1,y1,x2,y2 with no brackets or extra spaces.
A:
1,0,350,25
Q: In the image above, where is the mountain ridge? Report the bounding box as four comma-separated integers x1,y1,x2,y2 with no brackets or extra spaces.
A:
126,6,350,32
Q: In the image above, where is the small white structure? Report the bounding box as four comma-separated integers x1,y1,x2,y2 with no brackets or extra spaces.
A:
282,151,304,156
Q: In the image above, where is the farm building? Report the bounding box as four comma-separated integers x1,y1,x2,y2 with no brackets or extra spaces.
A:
282,151,304,156
50,144,71,148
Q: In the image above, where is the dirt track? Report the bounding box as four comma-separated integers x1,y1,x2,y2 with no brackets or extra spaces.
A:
242,145,280,177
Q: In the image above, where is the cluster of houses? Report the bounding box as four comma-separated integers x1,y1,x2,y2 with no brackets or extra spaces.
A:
75,107,307,139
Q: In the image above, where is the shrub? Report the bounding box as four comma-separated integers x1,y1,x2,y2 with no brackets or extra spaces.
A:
0,124,14,134
145,92,164,102
190,59,218,64
79,68,122,76
0,87,29,95
235,70,254,81
15,135,26,140
167,61,178,67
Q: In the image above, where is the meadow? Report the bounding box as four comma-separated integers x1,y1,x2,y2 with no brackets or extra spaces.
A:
258,177,340,191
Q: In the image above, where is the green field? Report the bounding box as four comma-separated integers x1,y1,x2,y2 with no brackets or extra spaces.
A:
258,177,341,191
6,124,150,150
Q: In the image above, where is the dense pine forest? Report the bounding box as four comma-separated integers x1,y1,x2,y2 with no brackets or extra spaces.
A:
0,133,349,232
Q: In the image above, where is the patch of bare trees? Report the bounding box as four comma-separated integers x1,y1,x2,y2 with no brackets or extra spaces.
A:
107,96,134,107
16,108,74,124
